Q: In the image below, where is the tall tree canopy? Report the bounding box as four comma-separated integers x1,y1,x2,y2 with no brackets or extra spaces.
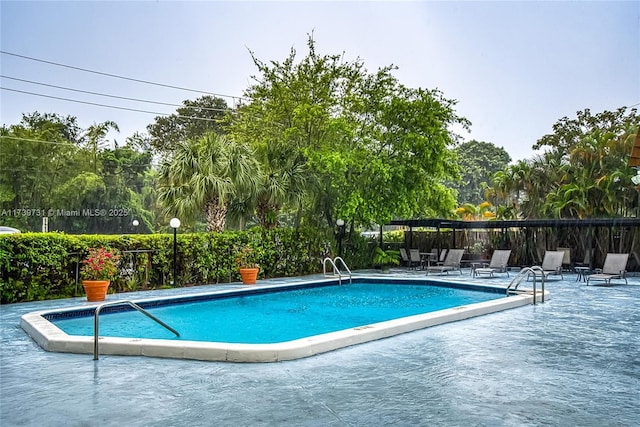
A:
229,35,468,229
452,140,511,205
0,112,154,233
0,113,81,231
147,95,230,153
489,107,639,219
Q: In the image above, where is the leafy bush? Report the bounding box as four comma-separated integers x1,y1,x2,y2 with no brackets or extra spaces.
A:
80,247,120,280
0,227,333,303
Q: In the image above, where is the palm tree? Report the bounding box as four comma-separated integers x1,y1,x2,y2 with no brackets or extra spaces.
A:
253,142,309,228
157,133,260,232
85,121,119,173
489,160,529,216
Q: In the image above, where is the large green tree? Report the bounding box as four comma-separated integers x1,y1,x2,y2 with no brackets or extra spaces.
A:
1,113,154,233
147,95,230,153
452,140,511,205
17,111,83,143
0,113,84,230
85,120,119,173
229,35,467,229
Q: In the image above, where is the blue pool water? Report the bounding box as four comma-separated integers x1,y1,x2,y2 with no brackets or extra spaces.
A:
51,281,502,343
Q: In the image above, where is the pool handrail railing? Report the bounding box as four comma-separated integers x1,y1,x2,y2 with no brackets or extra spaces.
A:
506,266,545,304
323,257,352,284
93,300,180,360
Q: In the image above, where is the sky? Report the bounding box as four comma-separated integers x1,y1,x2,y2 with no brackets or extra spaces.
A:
1,0,638,162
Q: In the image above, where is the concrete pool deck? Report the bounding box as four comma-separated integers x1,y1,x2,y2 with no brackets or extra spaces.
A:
1,269,639,426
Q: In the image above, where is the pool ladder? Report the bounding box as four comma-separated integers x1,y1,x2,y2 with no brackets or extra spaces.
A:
323,256,352,284
506,266,545,304
93,300,179,360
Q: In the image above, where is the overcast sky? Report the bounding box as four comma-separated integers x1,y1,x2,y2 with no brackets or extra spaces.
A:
1,0,638,162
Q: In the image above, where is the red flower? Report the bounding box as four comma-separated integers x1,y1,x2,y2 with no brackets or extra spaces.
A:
81,247,120,280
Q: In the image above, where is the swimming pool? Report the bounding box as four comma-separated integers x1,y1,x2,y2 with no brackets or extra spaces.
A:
21,277,541,362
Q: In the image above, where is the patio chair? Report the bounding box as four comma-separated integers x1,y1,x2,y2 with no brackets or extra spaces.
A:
557,247,572,270
409,249,422,270
399,248,411,268
586,253,629,286
473,249,512,278
430,249,449,267
532,251,565,280
574,250,592,269
426,249,464,275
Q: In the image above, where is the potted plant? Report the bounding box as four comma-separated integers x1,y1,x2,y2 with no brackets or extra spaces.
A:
235,245,259,285
373,247,400,273
80,247,120,301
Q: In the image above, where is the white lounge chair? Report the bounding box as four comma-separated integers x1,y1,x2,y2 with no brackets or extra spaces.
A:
586,253,629,286
409,249,422,270
399,248,411,268
557,247,572,270
426,249,464,275
534,251,565,280
438,249,448,263
473,249,512,277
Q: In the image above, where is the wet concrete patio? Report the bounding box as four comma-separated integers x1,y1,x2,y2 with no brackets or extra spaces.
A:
1,269,638,426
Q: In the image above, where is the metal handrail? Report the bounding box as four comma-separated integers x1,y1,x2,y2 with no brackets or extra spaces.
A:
93,300,179,360
333,257,352,283
323,257,339,276
323,257,352,284
529,265,546,304
506,268,531,293
506,266,545,304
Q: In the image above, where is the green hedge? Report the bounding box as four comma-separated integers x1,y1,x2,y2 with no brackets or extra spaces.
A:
0,227,373,304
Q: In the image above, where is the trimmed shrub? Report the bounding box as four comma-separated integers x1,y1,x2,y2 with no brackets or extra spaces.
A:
0,227,337,303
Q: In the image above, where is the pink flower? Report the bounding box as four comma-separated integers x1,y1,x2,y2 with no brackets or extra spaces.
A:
81,247,120,280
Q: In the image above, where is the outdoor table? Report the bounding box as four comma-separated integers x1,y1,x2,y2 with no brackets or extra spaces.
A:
461,258,489,276
420,252,437,269
468,260,490,276
574,266,590,282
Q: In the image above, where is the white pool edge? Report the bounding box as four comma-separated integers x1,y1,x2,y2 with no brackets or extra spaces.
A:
20,286,547,362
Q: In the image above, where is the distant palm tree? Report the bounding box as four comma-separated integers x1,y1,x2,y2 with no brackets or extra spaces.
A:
253,142,309,228
157,133,260,232
85,120,119,173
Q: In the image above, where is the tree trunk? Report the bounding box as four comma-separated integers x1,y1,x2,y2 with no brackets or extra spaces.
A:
256,197,279,229
205,198,227,232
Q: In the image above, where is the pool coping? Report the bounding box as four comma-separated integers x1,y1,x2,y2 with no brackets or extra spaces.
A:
20,277,547,362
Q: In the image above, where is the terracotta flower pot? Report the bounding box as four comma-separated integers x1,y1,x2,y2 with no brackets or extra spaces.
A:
82,280,110,302
239,268,259,285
